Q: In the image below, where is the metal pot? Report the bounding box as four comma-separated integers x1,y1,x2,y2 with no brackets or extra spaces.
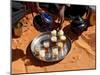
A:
33,12,58,32
70,16,88,34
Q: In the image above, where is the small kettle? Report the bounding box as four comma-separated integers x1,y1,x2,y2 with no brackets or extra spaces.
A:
33,12,54,32
70,16,88,34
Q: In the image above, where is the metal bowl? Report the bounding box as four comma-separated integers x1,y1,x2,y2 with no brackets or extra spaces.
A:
31,32,71,62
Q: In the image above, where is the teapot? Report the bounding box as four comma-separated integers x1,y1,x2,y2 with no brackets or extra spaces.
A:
33,12,60,32
70,16,88,34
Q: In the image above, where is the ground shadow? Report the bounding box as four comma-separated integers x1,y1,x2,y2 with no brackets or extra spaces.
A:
25,42,61,67
63,25,80,42
12,49,25,62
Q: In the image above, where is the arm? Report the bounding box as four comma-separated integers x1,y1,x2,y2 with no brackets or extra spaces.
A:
59,5,65,27
36,3,43,13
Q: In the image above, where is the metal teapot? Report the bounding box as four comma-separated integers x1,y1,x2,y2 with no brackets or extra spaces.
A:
33,12,58,32
70,16,88,34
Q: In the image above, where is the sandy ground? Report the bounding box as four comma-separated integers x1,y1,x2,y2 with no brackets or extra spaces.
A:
12,11,96,74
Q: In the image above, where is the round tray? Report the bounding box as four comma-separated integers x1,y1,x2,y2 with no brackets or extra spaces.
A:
31,32,71,62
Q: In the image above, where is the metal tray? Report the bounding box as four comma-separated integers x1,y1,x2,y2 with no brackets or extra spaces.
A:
31,32,71,62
